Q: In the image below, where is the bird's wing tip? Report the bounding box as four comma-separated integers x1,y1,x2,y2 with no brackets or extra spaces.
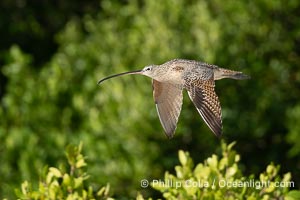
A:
165,131,175,139
214,131,223,138
238,73,251,80
163,127,177,139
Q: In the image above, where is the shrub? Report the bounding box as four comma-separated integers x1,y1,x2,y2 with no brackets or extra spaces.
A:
15,143,113,200
144,142,300,200
16,142,300,200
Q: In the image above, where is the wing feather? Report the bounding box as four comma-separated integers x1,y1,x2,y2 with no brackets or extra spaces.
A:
185,79,222,137
152,80,183,138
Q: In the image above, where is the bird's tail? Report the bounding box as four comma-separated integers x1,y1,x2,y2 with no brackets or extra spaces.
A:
214,68,250,80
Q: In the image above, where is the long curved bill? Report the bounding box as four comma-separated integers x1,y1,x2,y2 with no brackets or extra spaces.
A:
97,69,142,85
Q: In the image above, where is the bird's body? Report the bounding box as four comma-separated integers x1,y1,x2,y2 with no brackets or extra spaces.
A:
98,59,250,138
153,59,248,83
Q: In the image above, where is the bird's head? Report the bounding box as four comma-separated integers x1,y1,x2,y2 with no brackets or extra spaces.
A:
140,65,158,78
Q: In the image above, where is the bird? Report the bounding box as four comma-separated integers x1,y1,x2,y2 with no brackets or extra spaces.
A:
97,59,250,138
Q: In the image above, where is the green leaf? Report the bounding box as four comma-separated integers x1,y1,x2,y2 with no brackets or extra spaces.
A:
75,157,87,168
207,154,218,169
49,167,62,178
62,174,71,186
178,150,188,166
285,190,300,200
74,177,83,189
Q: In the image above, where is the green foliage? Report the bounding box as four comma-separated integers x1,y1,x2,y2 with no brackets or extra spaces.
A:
150,142,299,200
286,105,300,157
16,142,300,200
0,0,99,66
15,143,113,200
1,0,300,198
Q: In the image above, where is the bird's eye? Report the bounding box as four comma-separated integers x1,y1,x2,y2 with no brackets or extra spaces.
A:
145,67,151,71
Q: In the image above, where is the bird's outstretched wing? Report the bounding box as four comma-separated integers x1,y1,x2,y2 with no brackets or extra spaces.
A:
185,78,222,137
152,80,183,138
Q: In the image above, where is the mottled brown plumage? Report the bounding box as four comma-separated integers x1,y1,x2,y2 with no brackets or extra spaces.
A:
98,59,250,138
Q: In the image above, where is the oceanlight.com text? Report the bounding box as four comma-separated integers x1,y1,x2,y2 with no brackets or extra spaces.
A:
140,178,294,189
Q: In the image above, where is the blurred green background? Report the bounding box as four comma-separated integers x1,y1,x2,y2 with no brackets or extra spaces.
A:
0,0,299,199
